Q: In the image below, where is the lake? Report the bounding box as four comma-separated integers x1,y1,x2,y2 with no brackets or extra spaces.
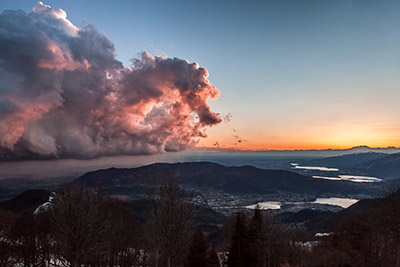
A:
247,197,359,210
245,201,282,210
291,163,339,172
313,197,359,208
313,175,382,183
291,163,382,183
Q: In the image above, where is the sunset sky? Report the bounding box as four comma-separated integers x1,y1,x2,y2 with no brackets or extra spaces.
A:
1,0,400,155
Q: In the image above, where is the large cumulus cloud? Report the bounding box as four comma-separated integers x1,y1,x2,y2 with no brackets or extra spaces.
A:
0,2,221,160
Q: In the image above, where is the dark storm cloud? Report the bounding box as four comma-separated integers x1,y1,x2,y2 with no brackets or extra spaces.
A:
0,2,222,160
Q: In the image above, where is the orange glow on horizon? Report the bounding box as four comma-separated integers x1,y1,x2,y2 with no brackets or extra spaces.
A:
197,123,400,151
197,141,400,151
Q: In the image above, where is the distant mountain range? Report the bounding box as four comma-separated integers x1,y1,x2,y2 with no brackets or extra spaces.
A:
75,162,378,196
296,152,400,179
357,153,400,179
205,145,400,157
299,152,389,168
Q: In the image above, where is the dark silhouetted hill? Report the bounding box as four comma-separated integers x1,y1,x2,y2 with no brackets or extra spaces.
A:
75,162,378,196
357,153,400,179
300,152,388,168
0,189,50,213
304,195,386,232
278,209,335,226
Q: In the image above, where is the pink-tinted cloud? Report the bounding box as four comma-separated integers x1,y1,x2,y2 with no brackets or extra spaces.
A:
0,2,221,160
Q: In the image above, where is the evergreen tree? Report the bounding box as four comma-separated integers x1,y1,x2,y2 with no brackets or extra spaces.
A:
208,248,220,267
227,212,253,267
247,205,268,267
263,212,287,267
186,225,210,267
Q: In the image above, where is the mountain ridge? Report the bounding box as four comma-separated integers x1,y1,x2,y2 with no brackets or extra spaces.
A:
75,161,379,196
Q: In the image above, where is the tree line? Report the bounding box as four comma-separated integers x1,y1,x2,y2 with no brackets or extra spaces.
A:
1,179,400,266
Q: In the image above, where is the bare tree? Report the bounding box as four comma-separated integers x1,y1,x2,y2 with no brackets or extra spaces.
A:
374,186,400,266
6,208,53,267
144,178,195,267
50,185,115,266
0,209,15,267
97,200,144,267
262,212,287,267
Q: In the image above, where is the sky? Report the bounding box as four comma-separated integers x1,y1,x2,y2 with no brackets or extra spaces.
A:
0,0,400,158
